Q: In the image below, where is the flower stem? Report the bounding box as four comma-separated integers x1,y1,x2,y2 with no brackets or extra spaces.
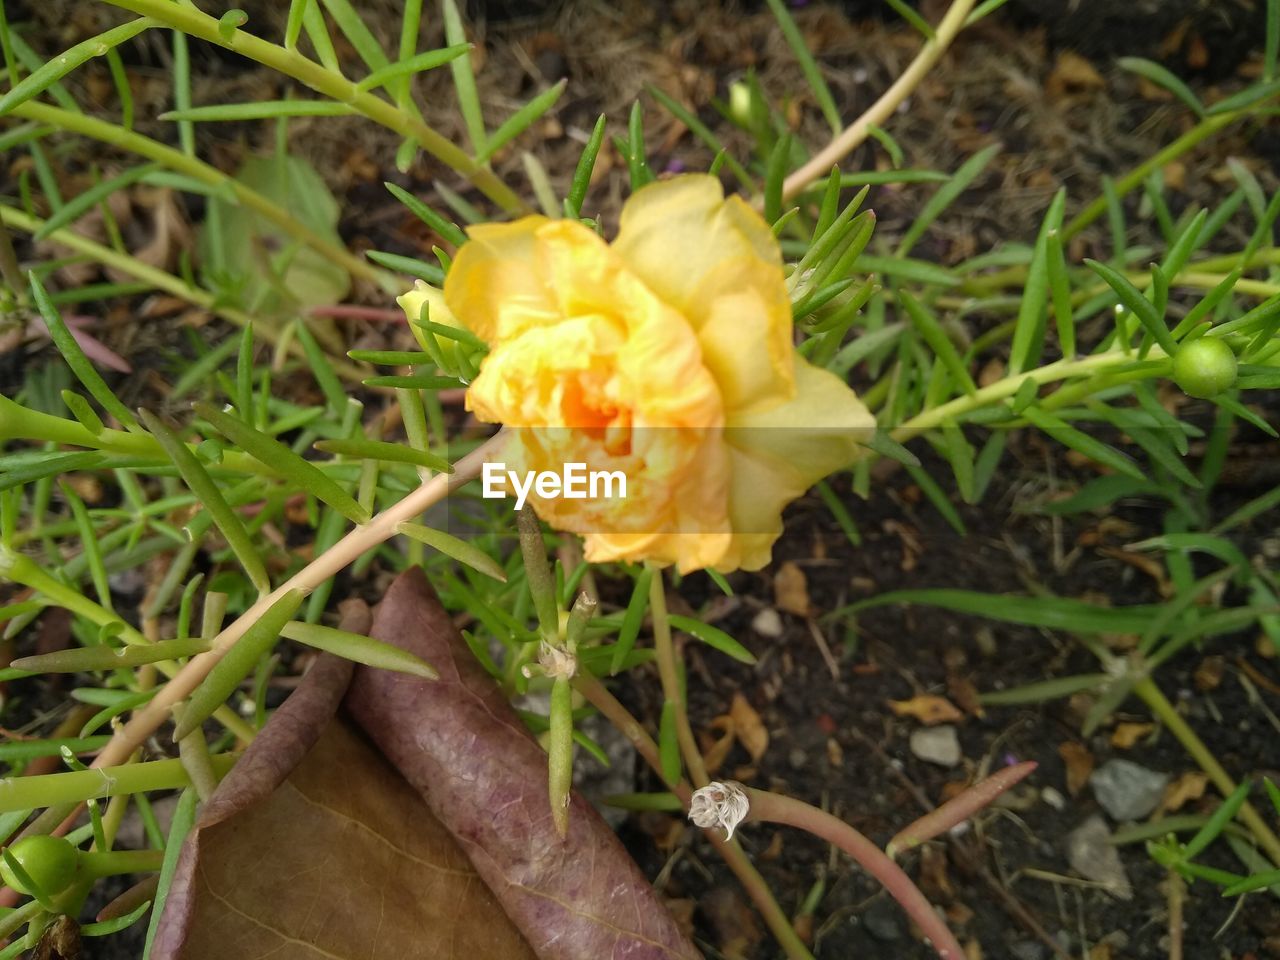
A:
1134,676,1280,867
889,346,1170,438
0,755,236,813
887,761,1038,860
781,0,977,200
745,788,965,960
647,565,709,788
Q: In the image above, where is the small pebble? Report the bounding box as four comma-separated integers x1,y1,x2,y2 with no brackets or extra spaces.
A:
1040,786,1066,810
1009,942,1047,960
752,607,784,638
1090,759,1169,821
909,725,961,767
1066,815,1132,900
862,900,902,942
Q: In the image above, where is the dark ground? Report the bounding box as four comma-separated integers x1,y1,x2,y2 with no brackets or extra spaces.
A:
4,0,1280,957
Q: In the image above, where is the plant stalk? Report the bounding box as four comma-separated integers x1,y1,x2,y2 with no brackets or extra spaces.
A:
99,0,526,214
0,205,369,382
781,0,977,200
1134,676,1280,867
745,788,965,959
647,565,710,788
78,433,506,779
572,674,816,960
12,101,393,292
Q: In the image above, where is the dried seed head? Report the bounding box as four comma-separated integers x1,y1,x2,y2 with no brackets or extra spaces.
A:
688,780,750,840
538,642,577,680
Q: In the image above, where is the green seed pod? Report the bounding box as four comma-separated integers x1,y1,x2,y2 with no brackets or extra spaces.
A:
0,835,80,897
1172,337,1237,399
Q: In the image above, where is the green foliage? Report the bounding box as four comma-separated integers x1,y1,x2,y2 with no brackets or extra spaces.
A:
2,0,1279,952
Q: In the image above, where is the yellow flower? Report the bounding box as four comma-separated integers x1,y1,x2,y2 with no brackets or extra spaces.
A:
398,175,874,573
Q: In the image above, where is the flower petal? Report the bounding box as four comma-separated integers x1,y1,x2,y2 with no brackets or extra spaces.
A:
718,357,876,571
614,176,793,412
443,217,557,345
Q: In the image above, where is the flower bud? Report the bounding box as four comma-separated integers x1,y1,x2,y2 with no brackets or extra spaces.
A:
1172,337,1237,399
1,835,79,897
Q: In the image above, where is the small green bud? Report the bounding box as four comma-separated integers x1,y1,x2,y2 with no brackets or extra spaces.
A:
1,835,80,897
728,81,752,128
1172,337,1237,399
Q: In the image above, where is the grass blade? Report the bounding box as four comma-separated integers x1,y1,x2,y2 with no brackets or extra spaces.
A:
1085,258,1178,355
1009,188,1065,374
1045,229,1075,358
610,567,653,675
280,620,437,679
441,0,486,155
1021,405,1145,481
315,438,451,472
194,402,370,524
830,588,1160,634
1117,58,1205,117
354,44,472,93
395,521,507,582
159,101,354,122
898,290,976,395
28,273,137,430
173,590,303,740
667,615,756,665
898,143,1001,257
139,409,271,595
763,0,842,134
0,18,153,116
476,79,566,164
12,637,210,674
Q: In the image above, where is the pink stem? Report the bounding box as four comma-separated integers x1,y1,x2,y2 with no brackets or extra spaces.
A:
888,760,1038,859
309,305,403,322
746,788,965,960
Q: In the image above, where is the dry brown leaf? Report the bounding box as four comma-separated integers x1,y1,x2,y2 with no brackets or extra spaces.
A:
152,647,538,960
1110,722,1155,749
1059,741,1095,797
888,695,964,726
729,692,769,763
1160,772,1210,815
347,569,700,960
773,561,810,617
701,715,736,774
1046,51,1105,99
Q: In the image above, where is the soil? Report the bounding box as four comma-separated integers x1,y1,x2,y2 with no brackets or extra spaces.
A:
4,0,1280,958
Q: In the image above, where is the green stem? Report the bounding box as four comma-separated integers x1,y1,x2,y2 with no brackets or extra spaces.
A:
647,564,709,788
12,101,393,291
0,204,370,382
0,392,276,480
99,0,526,214
80,848,165,878
0,755,236,813
1134,676,1280,867
1062,111,1243,240
0,898,43,942
890,347,1167,438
